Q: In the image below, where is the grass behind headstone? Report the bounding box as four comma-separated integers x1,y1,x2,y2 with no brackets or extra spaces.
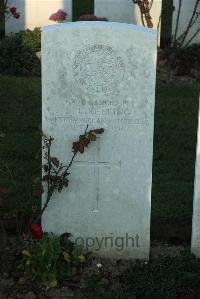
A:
0,75,199,227
0,76,41,216
152,83,199,224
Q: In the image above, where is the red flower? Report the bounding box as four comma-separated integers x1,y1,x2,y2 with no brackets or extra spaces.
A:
10,7,17,14
30,224,43,239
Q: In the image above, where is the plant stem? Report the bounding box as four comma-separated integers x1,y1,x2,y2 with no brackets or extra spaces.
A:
157,13,161,44
149,0,154,10
34,188,53,224
178,0,200,47
33,125,89,224
173,0,182,47
62,125,89,178
183,26,200,48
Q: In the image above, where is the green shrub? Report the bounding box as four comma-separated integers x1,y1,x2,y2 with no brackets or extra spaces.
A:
0,27,41,76
18,232,85,287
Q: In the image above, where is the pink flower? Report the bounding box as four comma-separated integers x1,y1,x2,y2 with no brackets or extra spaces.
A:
49,9,68,23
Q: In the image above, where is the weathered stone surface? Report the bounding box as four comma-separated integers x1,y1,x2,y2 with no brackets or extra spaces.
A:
192,97,200,257
42,22,157,259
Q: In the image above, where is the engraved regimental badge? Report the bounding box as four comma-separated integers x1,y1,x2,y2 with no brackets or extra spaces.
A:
73,44,125,94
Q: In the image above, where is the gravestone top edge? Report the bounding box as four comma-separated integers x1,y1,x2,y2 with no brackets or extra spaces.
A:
42,21,157,36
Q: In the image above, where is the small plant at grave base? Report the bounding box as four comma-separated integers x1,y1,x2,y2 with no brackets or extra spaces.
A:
18,126,104,287
49,9,68,23
18,229,86,288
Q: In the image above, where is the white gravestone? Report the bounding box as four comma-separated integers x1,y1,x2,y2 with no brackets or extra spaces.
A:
42,22,157,259
192,97,200,257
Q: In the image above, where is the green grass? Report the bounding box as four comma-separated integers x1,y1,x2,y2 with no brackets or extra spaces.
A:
83,251,200,299
152,83,200,224
0,75,199,226
0,76,41,217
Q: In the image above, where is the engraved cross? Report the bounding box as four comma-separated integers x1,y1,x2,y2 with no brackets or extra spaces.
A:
74,138,121,212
